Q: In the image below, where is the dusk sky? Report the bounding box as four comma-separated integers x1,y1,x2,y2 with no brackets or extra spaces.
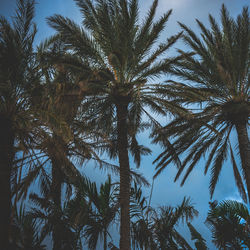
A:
1,0,249,249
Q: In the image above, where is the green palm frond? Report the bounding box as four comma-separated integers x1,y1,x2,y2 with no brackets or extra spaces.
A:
206,200,250,249
153,4,249,202
187,222,208,250
11,203,46,250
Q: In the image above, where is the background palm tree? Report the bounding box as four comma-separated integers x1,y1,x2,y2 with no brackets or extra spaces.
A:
152,197,198,249
130,182,157,249
0,0,40,247
68,175,119,250
29,178,82,250
206,200,250,249
10,204,46,250
16,33,127,249
153,4,250,203
10,35,90,250
47,0,184,248
130,183,198,249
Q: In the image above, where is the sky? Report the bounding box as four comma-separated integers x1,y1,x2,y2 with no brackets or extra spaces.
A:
1,0,249,249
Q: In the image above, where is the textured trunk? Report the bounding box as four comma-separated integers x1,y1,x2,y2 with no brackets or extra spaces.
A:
116,101,131,250
51,158,63,250
0,116,14,249
235,123,250,203
104,229,107,250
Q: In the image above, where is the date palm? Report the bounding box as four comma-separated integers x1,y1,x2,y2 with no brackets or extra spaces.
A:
130,186,198,250
18,36,106,250
151,197,198,249
67,175,119,250
154,5,250,203
29,176,82,250
10,204,46,250
206,200,250,249
0,0,39,247
47,0,183,248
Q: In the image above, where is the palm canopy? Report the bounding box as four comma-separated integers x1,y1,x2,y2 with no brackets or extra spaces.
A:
69,175,119,250
153,4,250,203
0,0,39,148
10,204,46,250
130,186,198,250
14,35,102,204
0,0,41,247
152,197,198,249
47,0,183,248
46,0,185,133
28,171,83,250
206,200,250,249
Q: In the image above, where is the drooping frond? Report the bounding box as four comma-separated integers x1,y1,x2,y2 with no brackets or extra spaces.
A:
153,4,249,202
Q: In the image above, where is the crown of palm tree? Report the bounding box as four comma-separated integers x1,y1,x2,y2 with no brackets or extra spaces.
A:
46,0,184,129
153,4,250,203
130,186,199,250
206,200,250,249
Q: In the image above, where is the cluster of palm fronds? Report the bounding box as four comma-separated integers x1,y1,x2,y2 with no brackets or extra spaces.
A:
10,178,250,249
0,0,249,249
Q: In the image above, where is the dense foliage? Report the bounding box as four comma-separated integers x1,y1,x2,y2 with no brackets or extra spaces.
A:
0,0,249,249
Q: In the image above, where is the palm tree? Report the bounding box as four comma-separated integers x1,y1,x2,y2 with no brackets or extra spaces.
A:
17,35,119,249
10,204,46,250
29,178,82,250
152,197,198,249
130,183,198,249
130,182,156,249
206,200,250,249
47,0,183,248
68,175,119,250
35,38,90,250
0,0,39,247
154,5,250,203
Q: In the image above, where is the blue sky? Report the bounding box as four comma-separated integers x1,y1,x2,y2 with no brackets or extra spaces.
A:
1,0,249,249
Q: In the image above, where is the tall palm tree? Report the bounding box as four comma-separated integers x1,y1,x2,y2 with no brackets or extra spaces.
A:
154,5,250,203
47,0,183,248
206,200,250,249
19,35,124,249
35,38,90,250
0,0,39,247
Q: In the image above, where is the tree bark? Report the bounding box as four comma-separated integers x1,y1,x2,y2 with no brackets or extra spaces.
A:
51,157,63,250
235,123,250,203
0,115,14,249
116,101,131,250
104,229,107,250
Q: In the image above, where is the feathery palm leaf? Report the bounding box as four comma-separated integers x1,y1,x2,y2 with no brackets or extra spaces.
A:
154,4,250,203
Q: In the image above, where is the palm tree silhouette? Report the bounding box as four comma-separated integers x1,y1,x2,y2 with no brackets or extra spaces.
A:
206,200,250,249
154,4,250,203
47,0,183,247
0,0,39,247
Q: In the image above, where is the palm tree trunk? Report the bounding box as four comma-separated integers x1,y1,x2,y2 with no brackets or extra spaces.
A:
51,159,63,250
0,116,14,249
104,229,107,250
235,123,250,203
116,101,131,250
